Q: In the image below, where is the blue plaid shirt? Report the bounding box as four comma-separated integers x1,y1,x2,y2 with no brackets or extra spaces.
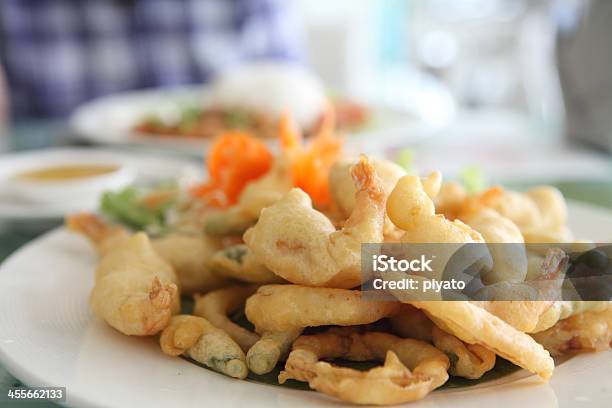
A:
0,0,303,118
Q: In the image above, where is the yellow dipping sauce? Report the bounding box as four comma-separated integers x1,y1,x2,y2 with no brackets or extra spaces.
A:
14,165,119,182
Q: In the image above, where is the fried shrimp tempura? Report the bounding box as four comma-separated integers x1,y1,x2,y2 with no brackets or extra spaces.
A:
408,301,555,380
385,174,485,288
193,285,260,351
279,329,450,405
387,173,484,246
160,315,248,379
246,329,302,375
67,213,230,295
531,305,612,356
470,186,572,243
88,232,179,335
471,248,569,333
390,305,496,379
459,207,527,284
245,285,400,333
531,301,611,334
207,245,284,284
244,155,386,288
329,158,406,236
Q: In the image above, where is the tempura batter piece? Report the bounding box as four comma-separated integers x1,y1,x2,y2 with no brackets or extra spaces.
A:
431,326,496,379
160,315,248,379
204,208,258,237
470,248,569,333
472,301,556,334
469,186,572,243
67,213,231,295
390,305,496,379
207,245,284,284
408,301,555,380
90,232,180,335
193,285,260,351
460,207,527,284
244,156,386,288
151,233,230,295
246,329,302,375
279,330,449,405
385,174,485,288
390,304,434,342
532,305,612,356
434,181,467,220
387,174,484,245
532,301,611,333
245,285,400,333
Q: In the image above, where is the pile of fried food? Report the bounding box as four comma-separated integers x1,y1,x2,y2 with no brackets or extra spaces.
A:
66,112,611,405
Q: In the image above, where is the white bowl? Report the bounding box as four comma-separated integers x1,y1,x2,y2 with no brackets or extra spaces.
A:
0,149,134,204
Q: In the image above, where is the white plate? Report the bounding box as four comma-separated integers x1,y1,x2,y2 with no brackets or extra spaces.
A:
69,85,453,156
0,148,202,222
0,200,610,408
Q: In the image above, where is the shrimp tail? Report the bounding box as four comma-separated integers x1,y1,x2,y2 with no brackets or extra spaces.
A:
350,155,385,203
141,277,178,335
66,213,112,243
66,213,129,255
333,155,385,251
149,276,177,310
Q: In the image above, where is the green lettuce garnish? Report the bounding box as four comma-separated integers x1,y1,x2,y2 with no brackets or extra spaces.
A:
100,184,177,232
396,149,415,173
459,166,487,193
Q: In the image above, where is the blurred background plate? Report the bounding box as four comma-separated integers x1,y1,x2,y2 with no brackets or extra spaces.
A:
69,84,454,156
69,86,213,156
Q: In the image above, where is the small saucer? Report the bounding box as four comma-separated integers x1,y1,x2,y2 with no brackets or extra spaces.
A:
0,147,202,222
2,151,134,204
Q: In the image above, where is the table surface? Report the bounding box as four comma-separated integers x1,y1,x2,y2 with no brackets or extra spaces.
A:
1,118,611,407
